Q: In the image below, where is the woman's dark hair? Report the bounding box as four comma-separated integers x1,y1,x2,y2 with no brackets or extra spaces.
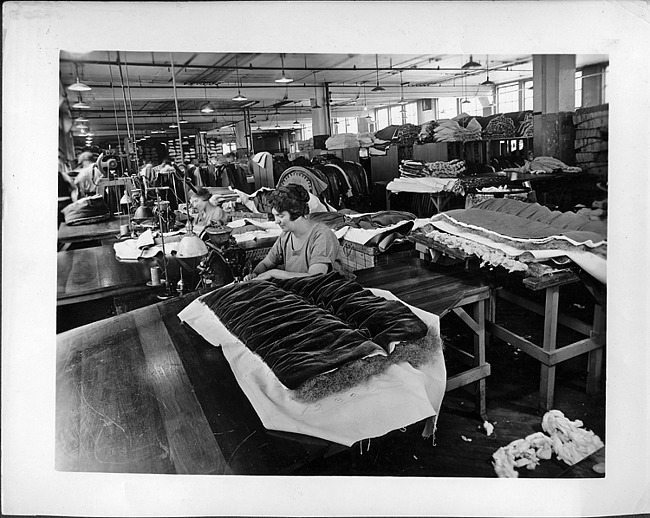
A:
192,187,212,201
271,183,310,220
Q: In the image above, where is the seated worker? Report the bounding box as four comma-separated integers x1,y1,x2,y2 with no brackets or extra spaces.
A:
243,184,340,281
190,187,227,227
73,151,101,200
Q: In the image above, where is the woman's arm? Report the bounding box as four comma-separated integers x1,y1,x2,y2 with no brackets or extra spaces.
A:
253,262,328,281
243,256,275,281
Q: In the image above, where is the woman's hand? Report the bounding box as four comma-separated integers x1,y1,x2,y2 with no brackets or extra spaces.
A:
242,272,258,282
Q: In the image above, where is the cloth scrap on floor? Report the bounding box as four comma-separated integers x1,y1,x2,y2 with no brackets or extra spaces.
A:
492,410,604,478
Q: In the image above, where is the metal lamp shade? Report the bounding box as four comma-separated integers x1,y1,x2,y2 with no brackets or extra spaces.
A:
133,204,154,222
177,233,208,259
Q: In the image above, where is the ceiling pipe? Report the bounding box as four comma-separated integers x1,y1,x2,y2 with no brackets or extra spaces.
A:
60,57,533,74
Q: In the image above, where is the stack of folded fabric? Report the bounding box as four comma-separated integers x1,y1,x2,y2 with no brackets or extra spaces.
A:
396,124,421,147
325,133,361,150
482,114,517,139
399,160,427,178
518,112,534,137
432,119,462,142
424,159,466,177
207,187,240,204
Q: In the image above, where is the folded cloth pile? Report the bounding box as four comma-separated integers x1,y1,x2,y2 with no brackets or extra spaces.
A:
207,187,240,205
418,120,438,143
325,133,361,150
482,114,517,139
357,132,376,148
431,119,463,142
504,156,582,175
396,124,421,147
399,160,427,178
518,112,534,137
424,159,466,177
492,410,604,477
423,199,607,282
62,194,111,225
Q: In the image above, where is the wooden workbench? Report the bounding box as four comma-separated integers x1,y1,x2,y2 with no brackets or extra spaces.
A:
410,234,606,413
58,215,130,250
56,292,341,474
57,244,153,306
355,258,491,420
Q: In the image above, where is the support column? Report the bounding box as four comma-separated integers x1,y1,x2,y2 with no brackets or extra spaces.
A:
533,54,576,164
311,83,331,150
234,117,250,158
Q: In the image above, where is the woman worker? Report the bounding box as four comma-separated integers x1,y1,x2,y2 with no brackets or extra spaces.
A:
243,184,340,281
190,187,227,227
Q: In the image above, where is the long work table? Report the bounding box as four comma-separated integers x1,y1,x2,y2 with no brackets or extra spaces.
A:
58,215,130,250
355,258,491,420
410,234,606,413
57,244,152,306
56,292,342,474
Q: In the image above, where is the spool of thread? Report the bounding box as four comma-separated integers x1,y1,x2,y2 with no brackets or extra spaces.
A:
150,266,161,286
120,224,130,236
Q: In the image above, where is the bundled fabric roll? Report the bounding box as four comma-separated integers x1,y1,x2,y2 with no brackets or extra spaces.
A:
62,194,111,225
200,273,429,390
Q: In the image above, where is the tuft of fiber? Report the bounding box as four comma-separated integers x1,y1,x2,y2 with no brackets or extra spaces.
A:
291,325,442,403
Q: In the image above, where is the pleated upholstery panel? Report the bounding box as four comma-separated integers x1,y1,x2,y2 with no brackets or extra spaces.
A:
201,273,428,389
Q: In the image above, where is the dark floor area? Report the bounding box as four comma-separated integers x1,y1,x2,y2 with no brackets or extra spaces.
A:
293,278,606,478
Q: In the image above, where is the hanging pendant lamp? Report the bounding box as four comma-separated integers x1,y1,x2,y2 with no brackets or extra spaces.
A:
232,56,248,101
480,56,495,86
371,54,385,92
275,54,293,83
462,55,482,69
72,94,90,109
200,86,215,113
68,77,91,91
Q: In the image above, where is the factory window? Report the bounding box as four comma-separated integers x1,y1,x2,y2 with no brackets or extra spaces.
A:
422,98,432,111
575,70,583,108
523,80,533,111
460,98,483,117
496,82,520,113
375,107,390,129
437,97,458,119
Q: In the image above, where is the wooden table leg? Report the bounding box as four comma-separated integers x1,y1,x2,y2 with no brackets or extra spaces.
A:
539,285,560,412
587,303,605,395
473,298,488,421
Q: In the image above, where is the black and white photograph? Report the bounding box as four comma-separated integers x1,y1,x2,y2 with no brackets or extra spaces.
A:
3,2,649,516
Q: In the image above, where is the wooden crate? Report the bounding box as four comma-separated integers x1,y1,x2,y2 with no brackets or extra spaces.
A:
338,239,415,279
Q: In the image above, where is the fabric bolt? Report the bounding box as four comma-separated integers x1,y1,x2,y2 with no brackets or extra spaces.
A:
265,221,340,274
62,194,111,225
387,176,462,194
482,114,517,139
199,273,429,389
177,286,445,446
474,198,607,238
433,209,606,249
374,125,401,142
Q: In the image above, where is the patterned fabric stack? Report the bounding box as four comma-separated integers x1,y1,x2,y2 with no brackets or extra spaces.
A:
482,114,517,139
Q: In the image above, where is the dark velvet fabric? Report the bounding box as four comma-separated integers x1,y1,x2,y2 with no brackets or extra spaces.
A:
201,272,428,389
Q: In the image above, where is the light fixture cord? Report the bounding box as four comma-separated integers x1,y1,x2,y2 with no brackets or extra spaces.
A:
122,53,141,172
169,52,185,165
107,54,123,155
116,53,134,154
